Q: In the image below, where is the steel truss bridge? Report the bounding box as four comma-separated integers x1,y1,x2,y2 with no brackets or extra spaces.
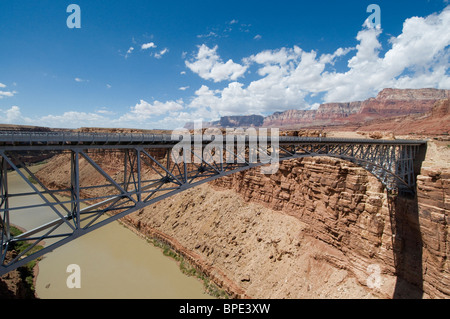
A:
0,131,427,276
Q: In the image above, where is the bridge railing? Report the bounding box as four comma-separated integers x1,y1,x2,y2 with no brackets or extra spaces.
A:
0,130,427,146
0,131,177,144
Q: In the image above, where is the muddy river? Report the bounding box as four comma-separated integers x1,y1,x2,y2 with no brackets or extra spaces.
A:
7,165,212,299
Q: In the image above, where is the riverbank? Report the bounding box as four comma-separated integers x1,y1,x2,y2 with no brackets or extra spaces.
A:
0,226,40,298
116,217,232,299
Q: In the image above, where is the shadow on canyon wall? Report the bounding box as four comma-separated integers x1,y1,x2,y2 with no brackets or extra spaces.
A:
389,194,423,299
389,144,427,299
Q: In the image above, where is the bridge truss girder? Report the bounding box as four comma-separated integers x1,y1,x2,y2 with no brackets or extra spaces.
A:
0,137,425,276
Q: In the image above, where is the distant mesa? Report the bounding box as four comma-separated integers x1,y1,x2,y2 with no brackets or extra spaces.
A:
183,88,450,135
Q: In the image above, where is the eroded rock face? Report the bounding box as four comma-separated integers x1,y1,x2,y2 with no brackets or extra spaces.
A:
263,109,317,127
416,168,450,298
209,158,403,294
206,157,448,298
376,88,450,101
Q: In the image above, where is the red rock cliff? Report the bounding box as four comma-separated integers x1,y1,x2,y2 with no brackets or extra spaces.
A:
263,88,450,127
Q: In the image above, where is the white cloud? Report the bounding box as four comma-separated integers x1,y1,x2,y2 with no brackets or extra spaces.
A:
316,6,450,102
154,48,169,59
96,107,116,115
0,106,31,124
117,99,184,125
184,6,450,118
0,90,17,98
246,46,301,66
185,44,248,82
253,34,262,40
39,111,107,127
4,106,23,123
125,46,134,59
74,77,87,82
179,86,190,91
197,31,218,39
0,83,17,99
141,42,157,50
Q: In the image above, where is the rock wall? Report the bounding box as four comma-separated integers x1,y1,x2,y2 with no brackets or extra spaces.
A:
209,158,404,295
207,157,449,298
263,109,317,127
416,167,449,298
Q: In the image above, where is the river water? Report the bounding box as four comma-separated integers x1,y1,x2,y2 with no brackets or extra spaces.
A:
7,165,212,299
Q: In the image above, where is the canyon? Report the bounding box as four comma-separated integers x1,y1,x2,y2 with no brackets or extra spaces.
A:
27,133,449,299
1,88,449,299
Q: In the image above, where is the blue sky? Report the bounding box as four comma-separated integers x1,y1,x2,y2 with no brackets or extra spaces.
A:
0,0,449,129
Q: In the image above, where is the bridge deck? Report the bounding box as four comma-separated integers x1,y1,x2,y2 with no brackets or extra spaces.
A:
0,131,427,149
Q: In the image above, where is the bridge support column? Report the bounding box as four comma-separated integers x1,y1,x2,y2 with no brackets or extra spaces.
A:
70,150,80,230
136,148,141,203
0,157,10,265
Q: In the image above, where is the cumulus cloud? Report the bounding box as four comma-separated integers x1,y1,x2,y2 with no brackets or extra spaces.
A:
117,99,184,125
3,106,23,123
0,106,31,124
0,83,17,99
141,42,156,50
187,5,450,117
185,44,248,82
316,6,450,102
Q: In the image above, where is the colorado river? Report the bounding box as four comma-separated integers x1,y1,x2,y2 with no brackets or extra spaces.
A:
7,165,212,299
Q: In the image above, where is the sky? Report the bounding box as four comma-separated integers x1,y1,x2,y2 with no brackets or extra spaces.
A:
0,0,449,130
